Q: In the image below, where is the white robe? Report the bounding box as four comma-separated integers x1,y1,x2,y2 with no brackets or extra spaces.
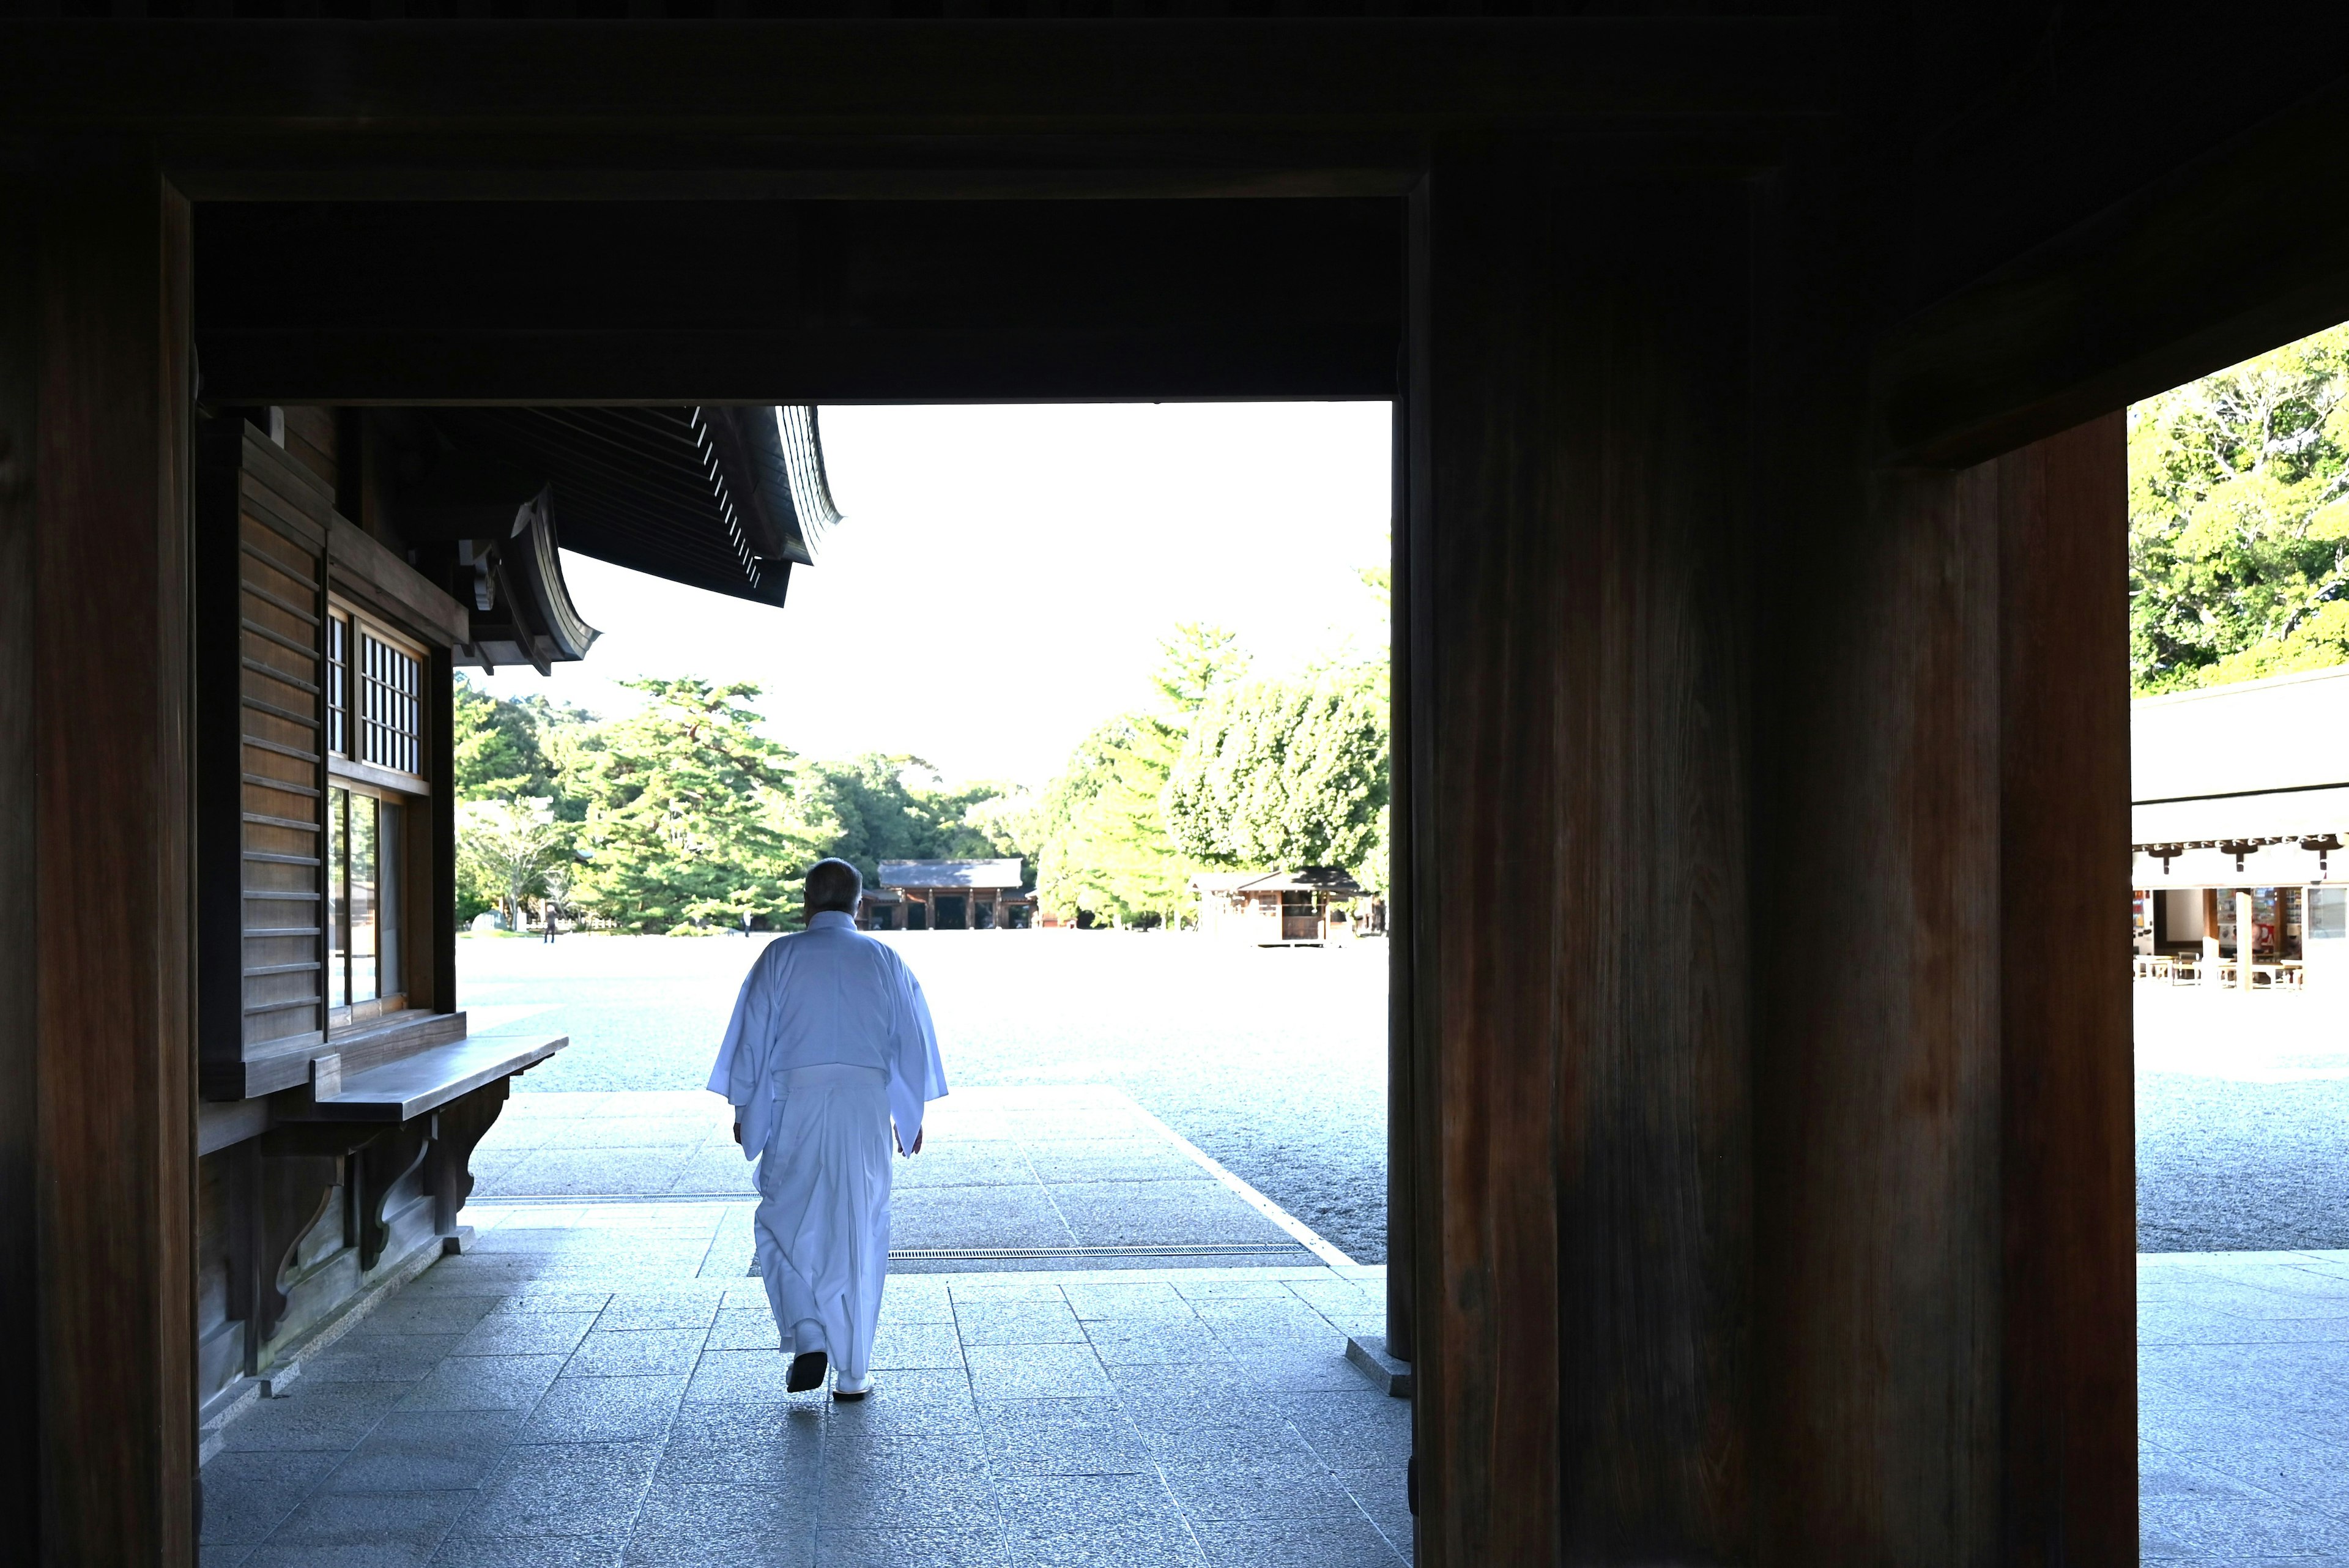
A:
706,910,948,1380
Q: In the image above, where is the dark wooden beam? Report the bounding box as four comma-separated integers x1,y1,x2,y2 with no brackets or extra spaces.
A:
1409,149,1753,1565
199,324,1395,406
1,19,1839,138
193,196,1401,404
34,163,198,1566
0,174,39,1555
1875,75,2349,467
1994,414,2137,1563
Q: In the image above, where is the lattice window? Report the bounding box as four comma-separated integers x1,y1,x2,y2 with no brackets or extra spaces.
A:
327,612,349,757
356,628,422,776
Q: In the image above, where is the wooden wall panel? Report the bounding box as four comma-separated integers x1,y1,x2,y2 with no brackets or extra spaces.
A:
1408,151,1751,1566
1751,462,2005,1563
34,166,196,1568
1748,417,2134,1564
199,425,334,1095
1995,414,2137,1566
0,174,40,1552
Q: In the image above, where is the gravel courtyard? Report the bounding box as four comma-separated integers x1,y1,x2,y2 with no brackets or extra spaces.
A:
464,934,2349,1261
2136,984,2349,1252
461,933,1393,1263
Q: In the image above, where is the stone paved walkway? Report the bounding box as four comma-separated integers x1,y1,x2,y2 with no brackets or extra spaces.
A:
471,1086,1337,1272
199,1200,1406,1568
2140,1249,2349,1563
201,1090,2349,1564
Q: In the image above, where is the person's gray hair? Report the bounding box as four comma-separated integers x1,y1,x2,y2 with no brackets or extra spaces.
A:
805,858,863,916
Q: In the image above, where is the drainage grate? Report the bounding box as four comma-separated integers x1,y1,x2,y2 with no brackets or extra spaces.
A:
748,1241,1310,1275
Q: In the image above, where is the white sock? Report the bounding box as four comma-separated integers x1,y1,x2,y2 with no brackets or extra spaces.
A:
793,1319,827,1357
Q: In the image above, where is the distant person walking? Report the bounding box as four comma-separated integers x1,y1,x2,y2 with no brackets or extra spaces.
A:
707,859,947,1399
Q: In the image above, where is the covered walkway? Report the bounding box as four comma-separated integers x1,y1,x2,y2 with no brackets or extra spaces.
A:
197,1088,1408,1567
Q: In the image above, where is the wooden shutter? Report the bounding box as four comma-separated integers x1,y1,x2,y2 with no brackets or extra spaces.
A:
199,422,333,1098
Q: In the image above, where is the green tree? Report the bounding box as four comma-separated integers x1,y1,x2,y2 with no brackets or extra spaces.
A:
2131,323,2349,693
456,796,570,932
452,675,552,800
1033,625,1249,926
1163,663,1389,878
570,678,825,932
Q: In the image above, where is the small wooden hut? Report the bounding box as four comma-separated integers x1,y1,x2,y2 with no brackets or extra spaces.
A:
1192,868,1364,945
867,858,1033,929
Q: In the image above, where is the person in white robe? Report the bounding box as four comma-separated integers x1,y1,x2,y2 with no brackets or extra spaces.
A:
706,858,947,1399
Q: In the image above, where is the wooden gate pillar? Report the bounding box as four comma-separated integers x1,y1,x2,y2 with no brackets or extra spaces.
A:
1750,416,2134,1564
1405,149,1755,1565
25,162,198,1567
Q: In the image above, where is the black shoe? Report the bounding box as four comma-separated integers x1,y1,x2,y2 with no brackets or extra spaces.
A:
786,1350,829,1394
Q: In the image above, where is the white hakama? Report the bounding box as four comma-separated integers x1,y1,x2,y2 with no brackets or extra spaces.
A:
707,910,946,1387
750,1063,892,1378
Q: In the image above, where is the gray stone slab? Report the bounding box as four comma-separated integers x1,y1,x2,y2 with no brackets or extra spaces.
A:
685,1349,821,1406
325,1410,530,1493
1277,1393,1414,1470
871,1321,968,1370
1160,1456,1364,1524
656,1404,825,1487
1047,1184,1287,1250
524,1375,691,1443
567,1328,709,1378
198,1449,342,1544
707,1309,784,1351
1006,1521,1208,1568
243,1486,475,1567
892,1188,1075,1252
366,1295,505,1337
398,1353,570,1413
965,1343,1114,1400
306,1332,470,1384
596,1293,724,1332
629,1479,820,1548
997,1473,1184,1533
814,1526,1013,1567
814,1464,1002,1533
452,1312,600,1358
218,1381,409,1453
453,1442,664,1541
1191,1515,1404,1567
426,1533,628,1567
956,1298,1086,1347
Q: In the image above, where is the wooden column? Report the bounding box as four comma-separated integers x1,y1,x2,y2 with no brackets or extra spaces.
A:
1994,414,2136,1566
32,165,197,1566
2236,890,2255,991
1407,150,1753,1564
1751,414,2133,1563
0,174,40,1550
1387,390,1415,1361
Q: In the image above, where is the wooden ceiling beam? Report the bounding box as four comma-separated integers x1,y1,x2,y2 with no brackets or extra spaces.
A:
1874,73,2349,468
1,19,1840,139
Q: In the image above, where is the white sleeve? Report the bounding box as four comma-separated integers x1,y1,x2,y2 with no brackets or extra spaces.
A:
708,950,777,1160
886,964,948,1154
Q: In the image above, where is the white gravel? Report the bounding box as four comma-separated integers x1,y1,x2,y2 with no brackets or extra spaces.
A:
461,931,1392,1261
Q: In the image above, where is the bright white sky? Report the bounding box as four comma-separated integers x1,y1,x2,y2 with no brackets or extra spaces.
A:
479,403,1391,789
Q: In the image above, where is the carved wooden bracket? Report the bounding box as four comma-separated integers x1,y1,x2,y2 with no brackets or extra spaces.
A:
249,1126,362,1345
428,1078,511,1236
355,1119,433,1272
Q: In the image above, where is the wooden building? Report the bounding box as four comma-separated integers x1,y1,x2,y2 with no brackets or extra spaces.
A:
867,858,1033,930
1192,868,1363,945
2131,667,2349,989
12,9,2349,1564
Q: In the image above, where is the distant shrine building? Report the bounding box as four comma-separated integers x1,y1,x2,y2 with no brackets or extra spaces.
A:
1192,868,1365,945
863,858,1035,929
189,404,836,1424
2131,667,2349,990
